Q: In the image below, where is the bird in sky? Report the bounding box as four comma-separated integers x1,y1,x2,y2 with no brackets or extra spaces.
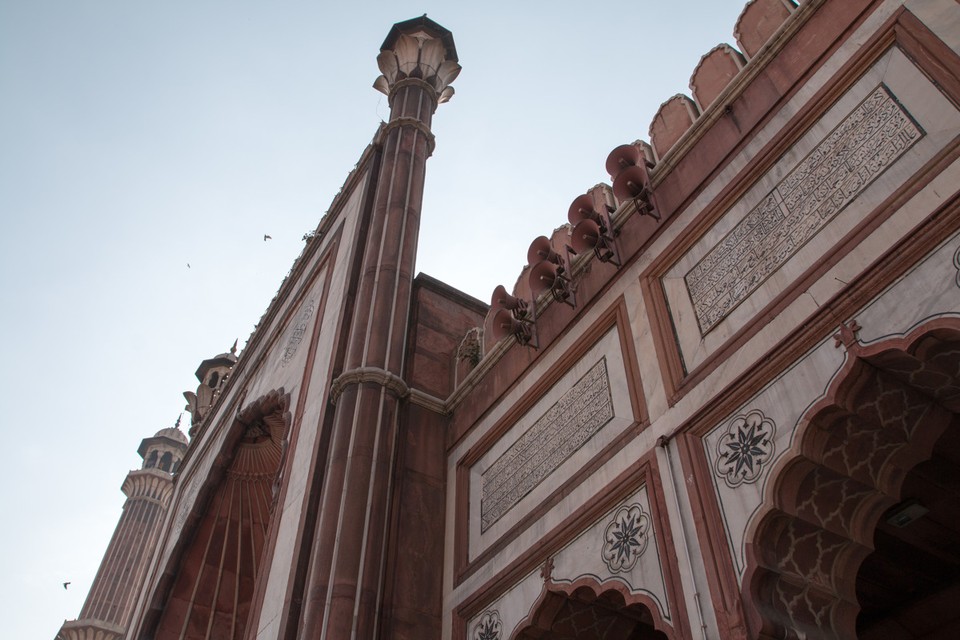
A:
187,263,191,269
264,234,272,241
62,582,70,590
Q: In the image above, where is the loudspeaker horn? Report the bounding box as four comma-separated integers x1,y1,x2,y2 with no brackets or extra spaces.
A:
527,236,562,267
605,143,642,178
491,285,527,316
570,218,602,255
571,219,618,264
529,260,572,303
491,308,531,345
567,194,601,226
612,164,652,203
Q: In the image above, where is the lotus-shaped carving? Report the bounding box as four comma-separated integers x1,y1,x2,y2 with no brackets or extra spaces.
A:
374,32,461,101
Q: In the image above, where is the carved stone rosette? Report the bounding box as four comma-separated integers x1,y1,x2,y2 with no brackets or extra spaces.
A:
715,409,776,488
601,503,651,573
472,610,503,640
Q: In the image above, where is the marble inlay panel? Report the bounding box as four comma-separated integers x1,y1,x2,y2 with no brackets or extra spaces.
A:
480,358,614,531
685,84,923,332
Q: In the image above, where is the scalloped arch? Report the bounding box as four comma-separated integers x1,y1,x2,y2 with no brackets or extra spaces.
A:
509,576,673,640
742,320,960,639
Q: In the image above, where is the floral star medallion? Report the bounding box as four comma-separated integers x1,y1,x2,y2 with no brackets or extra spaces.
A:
601,503,650,573
716,409,776,488
473,610,502,640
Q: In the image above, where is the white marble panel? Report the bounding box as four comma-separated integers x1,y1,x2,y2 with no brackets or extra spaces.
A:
469,327,635,560
253,179,368,638
464,485,668,640
466,570,544,640
700,337,845,576
663,48,960,371
857,229,960,345
906,0,960,54
551,485,670,621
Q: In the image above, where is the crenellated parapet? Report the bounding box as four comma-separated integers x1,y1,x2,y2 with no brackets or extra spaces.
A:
689,43,747,112
735,0,797,59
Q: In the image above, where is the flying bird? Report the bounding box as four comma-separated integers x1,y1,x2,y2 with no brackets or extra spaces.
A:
187,263,191,269
63,582,70,590
264,234,272,241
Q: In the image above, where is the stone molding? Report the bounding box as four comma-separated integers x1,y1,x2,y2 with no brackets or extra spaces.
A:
408,387,448,414
58,618,125,640
329,366,410,405
380,115,437,155
386,76,440,108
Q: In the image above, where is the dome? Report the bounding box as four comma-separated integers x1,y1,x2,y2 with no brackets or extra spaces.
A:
153,427,189,445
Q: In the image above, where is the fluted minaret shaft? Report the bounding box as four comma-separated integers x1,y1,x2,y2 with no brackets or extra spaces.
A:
79,472,172,626
57,471,174,640
57,429,186,640
300,17,458,640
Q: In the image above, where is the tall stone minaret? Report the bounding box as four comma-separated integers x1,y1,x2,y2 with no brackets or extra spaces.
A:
56,425,188,640
300,16,459,639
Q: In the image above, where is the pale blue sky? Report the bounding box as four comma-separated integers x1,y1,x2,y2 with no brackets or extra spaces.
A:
0,1,748,636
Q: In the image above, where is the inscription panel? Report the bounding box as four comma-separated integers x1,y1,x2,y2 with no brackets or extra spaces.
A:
685,85,923,332
281,297,317,365
480,358,614,531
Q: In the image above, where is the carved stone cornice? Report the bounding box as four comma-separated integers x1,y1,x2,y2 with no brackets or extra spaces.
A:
121,469,175,505
58,618,124,640
329,367,410,405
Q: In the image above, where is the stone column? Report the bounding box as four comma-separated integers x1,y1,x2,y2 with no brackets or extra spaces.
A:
299,16,459,639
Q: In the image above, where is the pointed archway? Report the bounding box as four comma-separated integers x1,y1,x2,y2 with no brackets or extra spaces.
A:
152,390,290,640
742,321,960,639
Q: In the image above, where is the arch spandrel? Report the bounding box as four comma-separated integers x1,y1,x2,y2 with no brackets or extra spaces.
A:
464,483,685,640
700,333,848,578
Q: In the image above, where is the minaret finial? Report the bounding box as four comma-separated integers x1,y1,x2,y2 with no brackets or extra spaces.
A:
230,339,238,355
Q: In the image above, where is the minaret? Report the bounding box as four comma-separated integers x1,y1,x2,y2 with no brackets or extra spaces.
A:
300,16,459,638
183,342,238,437
57,424,188,640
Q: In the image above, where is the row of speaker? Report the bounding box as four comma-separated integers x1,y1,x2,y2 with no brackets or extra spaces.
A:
488,143,659,347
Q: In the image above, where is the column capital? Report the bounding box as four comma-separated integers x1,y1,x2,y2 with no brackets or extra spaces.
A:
373,16,460,105
329,366,409,405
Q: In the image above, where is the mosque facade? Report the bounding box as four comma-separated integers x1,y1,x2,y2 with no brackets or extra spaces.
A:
59,1,960,638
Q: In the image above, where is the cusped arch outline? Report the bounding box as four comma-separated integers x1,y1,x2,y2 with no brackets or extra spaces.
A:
741,318,960,640
509,575,674,640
